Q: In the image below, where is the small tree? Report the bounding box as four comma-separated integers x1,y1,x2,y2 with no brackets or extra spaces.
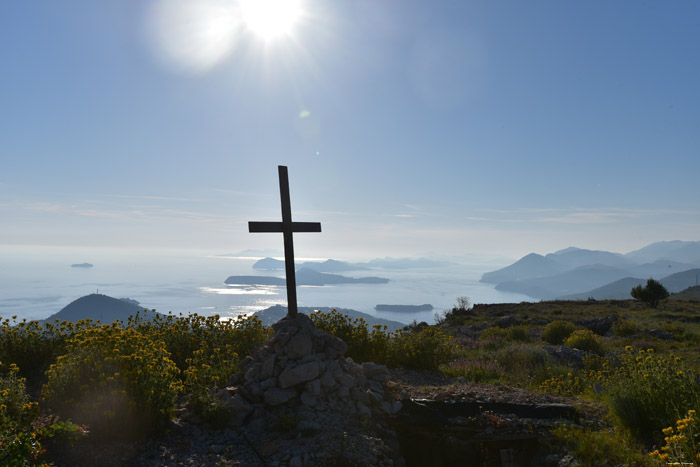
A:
631,278,669,308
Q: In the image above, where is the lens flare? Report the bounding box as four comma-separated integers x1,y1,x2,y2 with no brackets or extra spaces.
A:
240,0,302,40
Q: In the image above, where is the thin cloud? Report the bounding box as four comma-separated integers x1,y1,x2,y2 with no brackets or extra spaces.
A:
110,194,206,202
468,207,700,225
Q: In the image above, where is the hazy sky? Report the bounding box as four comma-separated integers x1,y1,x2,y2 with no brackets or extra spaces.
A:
2,1,699,261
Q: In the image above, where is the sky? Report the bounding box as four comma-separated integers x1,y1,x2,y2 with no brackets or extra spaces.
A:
1,0,699,262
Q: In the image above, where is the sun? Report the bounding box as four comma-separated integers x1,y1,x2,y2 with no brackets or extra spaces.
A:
239,0,303,40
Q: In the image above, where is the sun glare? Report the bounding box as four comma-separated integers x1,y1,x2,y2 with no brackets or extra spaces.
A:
240,0,303,40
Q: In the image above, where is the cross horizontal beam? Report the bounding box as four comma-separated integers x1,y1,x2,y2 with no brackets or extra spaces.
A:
248,221,322,233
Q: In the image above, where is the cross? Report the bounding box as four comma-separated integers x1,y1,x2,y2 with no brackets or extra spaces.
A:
249,166,321,319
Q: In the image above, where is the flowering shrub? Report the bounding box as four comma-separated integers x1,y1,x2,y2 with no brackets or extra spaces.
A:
649,410,700,465
130,313,269,372
1,361,43,466
42,324,183,438
388,327,455,370
592,347,700,439
183,345,239,427
0,317,93,386
1,362,86,466
538,371,585,396
612,319,639,337
311,310,454,370
541,320,576,345
563,329,604,355
311,311,389,364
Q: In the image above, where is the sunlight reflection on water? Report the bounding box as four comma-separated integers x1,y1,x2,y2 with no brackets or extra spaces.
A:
199,286,279,295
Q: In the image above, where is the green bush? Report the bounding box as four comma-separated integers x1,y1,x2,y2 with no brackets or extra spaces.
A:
312,310,454,370
130,314,269,372
42,324,183,439
183,345,239,428
1,362,42,466
563,329,605,355
592,347,700,440
0,317,92,386
507,325,532,342
613,319,640,337
311,310,390,364
388,327,455,370
542,320,576,345
1,362,86,466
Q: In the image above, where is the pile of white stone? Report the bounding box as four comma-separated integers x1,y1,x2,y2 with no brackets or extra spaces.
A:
217,313,402,430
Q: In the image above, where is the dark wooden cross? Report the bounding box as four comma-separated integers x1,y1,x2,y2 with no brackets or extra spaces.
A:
249,166,321,318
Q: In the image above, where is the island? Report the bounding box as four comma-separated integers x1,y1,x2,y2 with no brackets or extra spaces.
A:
375,304,434,312
71,263,94,268
225,267,389,286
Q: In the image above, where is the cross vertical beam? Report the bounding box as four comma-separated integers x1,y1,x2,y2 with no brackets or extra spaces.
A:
248,166,321,318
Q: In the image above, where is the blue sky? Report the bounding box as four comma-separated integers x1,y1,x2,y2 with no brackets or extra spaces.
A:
1,0,699,260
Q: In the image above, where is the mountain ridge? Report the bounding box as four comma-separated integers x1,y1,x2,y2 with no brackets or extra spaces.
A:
483,241,700,300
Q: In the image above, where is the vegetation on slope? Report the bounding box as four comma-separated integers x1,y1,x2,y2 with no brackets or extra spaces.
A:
3,294,700,465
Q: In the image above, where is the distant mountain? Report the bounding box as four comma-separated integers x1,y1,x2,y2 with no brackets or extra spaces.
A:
659,268,700,292
546,248,629,269
495,265,631,300
559,268,700,301
627,260,698,278
482,240,700,300
299,259,369,273
252,257,285,270
624,241,700,264
225,268,389,286
71,263,94,268
44,294,159,324
480,253,567,284
253,305,405,331
375,304,434,312
252,258,368,273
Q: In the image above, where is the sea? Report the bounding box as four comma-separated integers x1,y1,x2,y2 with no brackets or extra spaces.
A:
0,246,533,326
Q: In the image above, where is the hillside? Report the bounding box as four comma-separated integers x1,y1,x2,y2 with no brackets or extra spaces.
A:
44,293,159,324
495,265,631,300
559,277,645,300
671,285,700,301
480,253,567,284
558,268,700,301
